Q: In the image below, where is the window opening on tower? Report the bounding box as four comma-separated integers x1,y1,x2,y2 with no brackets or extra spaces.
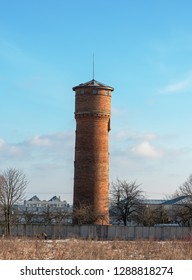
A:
92,89,98,94
108,118,111,131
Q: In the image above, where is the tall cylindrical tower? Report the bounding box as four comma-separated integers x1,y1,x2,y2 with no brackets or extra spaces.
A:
72,79,114,224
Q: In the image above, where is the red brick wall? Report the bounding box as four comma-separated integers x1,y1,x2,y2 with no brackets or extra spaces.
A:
75,89,111,114
73,87,112,224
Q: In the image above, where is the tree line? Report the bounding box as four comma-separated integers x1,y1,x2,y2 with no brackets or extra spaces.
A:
110,176,192,227
1,167,192,236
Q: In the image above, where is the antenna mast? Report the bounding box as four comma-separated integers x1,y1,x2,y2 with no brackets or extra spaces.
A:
93,53,95,80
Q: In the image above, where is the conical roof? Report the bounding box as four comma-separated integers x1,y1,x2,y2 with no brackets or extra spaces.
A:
73,79,114,91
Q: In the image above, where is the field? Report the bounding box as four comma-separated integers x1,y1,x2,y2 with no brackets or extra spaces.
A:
0,237,192,259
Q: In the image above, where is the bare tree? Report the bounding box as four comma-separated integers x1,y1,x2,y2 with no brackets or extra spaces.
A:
73,203,107,225
22,210,35,223
138,205,169,226
0,168,28,235
110,179,144,226
173,174,192,226
41,206,55,225
54,208,72,225
178,174,192,196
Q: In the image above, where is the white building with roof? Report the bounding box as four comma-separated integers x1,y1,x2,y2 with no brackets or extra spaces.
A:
15,195,72,224
24,195,68,210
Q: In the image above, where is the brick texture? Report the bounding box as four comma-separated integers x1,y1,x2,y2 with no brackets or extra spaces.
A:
73,83,113,224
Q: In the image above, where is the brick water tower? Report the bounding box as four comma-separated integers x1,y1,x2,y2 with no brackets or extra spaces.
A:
72,79,114,224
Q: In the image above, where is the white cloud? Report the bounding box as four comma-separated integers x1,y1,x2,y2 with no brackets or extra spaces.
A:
159,74,192,94
29,135,52,147
1,130,190,203
131,141,163,158
0,132,74,203
111,130,158,142
0,132,74,160
128,133,157,141
111,130,163,159
0,138,21,156
0,139,6,148
111,107,127,116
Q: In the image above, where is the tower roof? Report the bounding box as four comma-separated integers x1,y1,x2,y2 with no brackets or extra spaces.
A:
49,196,61,202
28,195,40,201
73,79,114,91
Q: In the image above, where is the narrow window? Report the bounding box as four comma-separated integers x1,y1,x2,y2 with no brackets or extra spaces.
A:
93,89,98,94
80,89,84,94
108,118,111,131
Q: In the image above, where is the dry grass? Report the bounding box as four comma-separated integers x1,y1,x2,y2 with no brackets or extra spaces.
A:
0,237,192,260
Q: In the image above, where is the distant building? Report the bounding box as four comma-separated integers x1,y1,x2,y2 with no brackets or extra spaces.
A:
14,195,72,224
110,196,192,226
143,195,191,207
24,195,68,210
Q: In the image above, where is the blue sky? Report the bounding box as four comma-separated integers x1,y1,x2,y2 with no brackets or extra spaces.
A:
1,0,192,203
